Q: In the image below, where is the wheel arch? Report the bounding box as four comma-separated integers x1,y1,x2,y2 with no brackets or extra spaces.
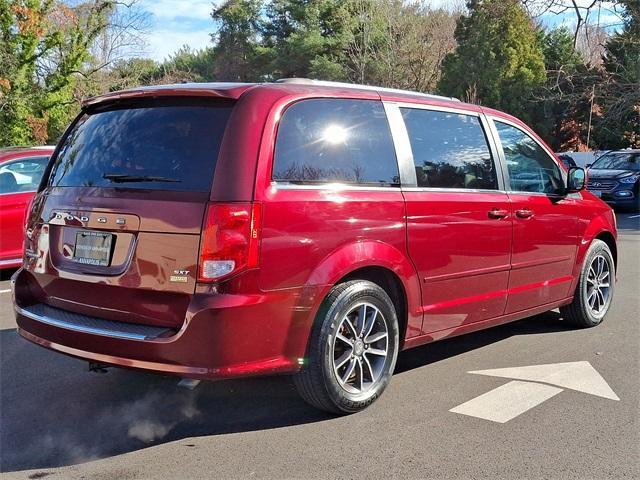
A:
303,240,422,348
339,266,409,348
569,210,618,296
595,230,617,269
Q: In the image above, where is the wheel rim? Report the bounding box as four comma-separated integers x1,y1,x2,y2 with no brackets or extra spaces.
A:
585,254,612,318
331,302,389,394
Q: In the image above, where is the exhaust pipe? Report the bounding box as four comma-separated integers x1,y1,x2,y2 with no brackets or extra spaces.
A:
177,378,201,390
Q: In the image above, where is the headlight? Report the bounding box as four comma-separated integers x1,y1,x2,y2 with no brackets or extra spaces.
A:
619,176,639,184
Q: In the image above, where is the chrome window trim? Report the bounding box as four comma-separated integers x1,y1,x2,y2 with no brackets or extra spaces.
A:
391,101,481,117
401,187,564,196
383,102,418,187
479,114,508,191
402,187,507,194
270,182,401,192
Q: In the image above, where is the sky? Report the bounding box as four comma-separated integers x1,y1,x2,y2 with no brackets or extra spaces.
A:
135,0,623,62
138,0,221,61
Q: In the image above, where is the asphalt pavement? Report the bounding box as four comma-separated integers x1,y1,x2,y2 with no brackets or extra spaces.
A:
1,212,639,479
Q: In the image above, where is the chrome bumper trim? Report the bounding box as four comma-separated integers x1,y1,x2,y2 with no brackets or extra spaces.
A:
16,303,172,341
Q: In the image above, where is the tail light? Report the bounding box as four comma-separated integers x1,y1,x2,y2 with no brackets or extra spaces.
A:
198,202,262,282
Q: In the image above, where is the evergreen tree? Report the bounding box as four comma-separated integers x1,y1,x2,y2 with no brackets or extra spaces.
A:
260,0,353,80
211,0,264,81
529,27,593,150
438,0,546,121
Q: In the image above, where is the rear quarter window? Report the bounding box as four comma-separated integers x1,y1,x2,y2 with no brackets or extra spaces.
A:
48,98,233,192
272,99,399,186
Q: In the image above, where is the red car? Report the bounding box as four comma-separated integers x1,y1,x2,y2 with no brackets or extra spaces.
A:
13,81,617,413
0,146,55,269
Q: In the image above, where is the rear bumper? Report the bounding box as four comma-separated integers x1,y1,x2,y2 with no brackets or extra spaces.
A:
13,269,320,380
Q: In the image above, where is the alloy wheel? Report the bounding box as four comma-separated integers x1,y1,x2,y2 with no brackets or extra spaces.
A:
585,254,612,318
331,302,389,394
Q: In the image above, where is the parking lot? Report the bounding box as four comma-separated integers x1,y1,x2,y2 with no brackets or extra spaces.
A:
1,212,638,479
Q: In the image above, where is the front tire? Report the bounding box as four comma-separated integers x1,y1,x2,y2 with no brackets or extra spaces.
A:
294,280,399,414
560,239,615,328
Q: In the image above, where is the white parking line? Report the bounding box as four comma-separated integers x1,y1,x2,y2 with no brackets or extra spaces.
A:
0,289,12,294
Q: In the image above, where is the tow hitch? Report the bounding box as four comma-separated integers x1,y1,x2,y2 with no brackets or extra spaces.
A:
88,362,109,373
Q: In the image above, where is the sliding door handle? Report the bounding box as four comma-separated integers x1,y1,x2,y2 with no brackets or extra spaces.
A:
515,208,534,219
488,208,509,219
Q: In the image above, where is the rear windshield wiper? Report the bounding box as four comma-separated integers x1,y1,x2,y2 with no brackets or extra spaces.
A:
102,174,181,183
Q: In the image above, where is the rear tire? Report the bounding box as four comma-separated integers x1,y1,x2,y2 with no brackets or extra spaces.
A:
560,239,615,328
294,280,399,414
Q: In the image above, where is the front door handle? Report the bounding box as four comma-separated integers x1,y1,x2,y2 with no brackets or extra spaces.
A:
488,208,509,219
515,208,534,219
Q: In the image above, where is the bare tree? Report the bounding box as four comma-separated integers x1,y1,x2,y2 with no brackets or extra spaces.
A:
522,0,624,49
577,22,609,66
347,0,461,92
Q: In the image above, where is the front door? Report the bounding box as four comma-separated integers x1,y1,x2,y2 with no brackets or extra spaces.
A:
490,119,578,313
396,105,512,335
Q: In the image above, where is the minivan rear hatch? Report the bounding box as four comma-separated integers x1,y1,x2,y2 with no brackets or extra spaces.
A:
26,97,233,328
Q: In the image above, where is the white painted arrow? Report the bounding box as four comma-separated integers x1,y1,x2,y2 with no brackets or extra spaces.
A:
450,361,619,423
469,361,619,400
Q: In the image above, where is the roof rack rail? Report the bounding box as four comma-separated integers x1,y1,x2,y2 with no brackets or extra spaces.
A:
275,78,461,102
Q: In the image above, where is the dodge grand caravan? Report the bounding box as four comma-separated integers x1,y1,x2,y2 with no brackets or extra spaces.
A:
13,80,617,413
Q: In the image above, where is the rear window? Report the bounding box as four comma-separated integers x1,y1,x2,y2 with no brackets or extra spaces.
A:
48,98,233,192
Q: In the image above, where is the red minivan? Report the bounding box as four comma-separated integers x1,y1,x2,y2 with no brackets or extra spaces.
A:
13,80,617,413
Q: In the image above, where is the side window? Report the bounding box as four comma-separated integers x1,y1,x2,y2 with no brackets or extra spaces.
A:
400,108,498,190
0,156,49,194
273,99,400,185
494,121,564,194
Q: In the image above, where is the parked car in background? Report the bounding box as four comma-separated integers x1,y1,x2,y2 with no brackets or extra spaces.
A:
557,151,602,168
558,154,577,168
13,81,617,413
0,146,55,268
586,149,640,210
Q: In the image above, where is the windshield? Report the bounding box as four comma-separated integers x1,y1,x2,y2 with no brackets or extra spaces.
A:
48,98,233,191
591,152,640,171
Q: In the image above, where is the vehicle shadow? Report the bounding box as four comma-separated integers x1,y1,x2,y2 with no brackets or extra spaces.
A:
1,311,571,473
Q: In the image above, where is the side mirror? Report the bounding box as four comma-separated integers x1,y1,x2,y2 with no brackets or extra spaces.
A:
567,167,586,193
586,163,592,169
